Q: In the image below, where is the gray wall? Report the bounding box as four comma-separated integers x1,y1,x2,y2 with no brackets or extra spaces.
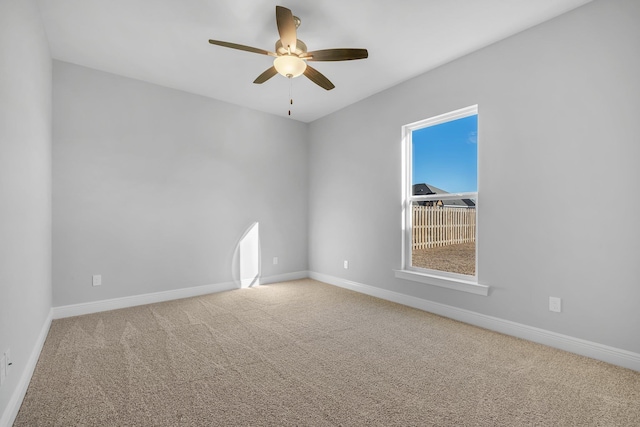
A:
53,61,309,307
0,0,52,420
308,0,640,353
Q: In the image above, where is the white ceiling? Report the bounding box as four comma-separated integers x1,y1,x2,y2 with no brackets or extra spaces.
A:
36,0,593,123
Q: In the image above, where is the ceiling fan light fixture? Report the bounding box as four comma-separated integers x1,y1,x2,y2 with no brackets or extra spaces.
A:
273,55,307,78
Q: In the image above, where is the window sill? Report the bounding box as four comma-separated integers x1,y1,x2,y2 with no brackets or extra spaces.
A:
394,269,489,296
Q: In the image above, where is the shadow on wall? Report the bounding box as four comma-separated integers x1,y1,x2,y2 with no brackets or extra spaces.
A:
231,222,261,288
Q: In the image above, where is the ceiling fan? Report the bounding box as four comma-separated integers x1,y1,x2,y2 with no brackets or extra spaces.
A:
208,5,368,91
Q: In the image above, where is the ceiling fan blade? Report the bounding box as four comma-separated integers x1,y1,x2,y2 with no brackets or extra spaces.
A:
208,40,276,57
275,6,297,53
304,65,335,91
253,66,278,84
303,48,369,62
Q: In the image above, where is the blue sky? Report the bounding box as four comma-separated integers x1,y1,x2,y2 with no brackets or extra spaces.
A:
412,114,477,193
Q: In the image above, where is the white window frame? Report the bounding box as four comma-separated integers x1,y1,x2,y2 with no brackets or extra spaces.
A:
394,105,488,296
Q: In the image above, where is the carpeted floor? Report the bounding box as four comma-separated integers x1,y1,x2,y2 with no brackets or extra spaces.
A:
15,279,640,426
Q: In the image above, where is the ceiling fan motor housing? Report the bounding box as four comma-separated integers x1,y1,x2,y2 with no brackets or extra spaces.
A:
276,39,307,56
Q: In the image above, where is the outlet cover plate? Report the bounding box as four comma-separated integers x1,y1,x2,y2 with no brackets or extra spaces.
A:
549,297,562,313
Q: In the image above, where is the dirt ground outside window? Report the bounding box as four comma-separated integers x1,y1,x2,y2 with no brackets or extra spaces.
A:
412,242,475,276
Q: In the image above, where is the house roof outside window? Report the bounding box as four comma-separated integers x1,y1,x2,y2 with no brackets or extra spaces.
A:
412,183,475,208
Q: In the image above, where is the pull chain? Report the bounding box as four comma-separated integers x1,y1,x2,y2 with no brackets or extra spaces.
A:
288,75,293,116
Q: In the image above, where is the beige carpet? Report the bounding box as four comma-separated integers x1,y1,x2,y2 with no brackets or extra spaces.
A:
15,279,640,426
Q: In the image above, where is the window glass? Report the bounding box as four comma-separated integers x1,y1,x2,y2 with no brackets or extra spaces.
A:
406,108,477,277
412,114,477,192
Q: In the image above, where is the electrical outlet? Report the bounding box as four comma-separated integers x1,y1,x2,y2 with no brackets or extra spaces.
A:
92,275,102,286
343,260,349,269
549,297,562,313
273,257,278,265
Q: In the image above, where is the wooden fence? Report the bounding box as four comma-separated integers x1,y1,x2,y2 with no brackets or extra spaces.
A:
412,205,476,249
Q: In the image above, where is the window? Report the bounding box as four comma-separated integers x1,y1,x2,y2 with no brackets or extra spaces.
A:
396,105,488,296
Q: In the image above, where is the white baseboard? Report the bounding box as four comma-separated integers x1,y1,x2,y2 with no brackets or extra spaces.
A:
53,281,237,319
52,271,311,319
261,270,309,285
309,271,640,372
1,309,53,427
